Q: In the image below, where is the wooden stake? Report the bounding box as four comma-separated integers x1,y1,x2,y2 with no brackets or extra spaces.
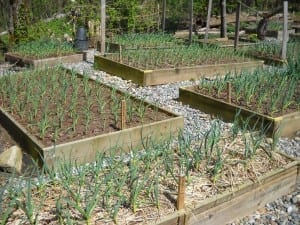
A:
227,81,231,103
220,0,227,38
281,1,288,60
204,0,213,43
162,0,166,33
177,176,185,210
121,100,126,130
188,0,193,45
100,0,106,55
119,45,123,63
177,176,186,225
234,2,241,51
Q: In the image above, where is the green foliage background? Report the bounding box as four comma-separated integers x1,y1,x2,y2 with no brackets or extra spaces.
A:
0,0,299,45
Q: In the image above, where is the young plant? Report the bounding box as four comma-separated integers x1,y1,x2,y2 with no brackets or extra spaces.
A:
15,179,46,225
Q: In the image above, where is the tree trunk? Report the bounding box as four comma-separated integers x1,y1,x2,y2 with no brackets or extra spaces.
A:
220,0,227,38
257,5,283,40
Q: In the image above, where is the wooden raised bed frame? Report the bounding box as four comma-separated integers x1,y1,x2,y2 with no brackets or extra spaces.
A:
4,52,84,68
94,55,264,86
96,40,185,53
196,37,257,48
0,74,183,169
178,86,300,137
152,159,299,225
250,53,287,66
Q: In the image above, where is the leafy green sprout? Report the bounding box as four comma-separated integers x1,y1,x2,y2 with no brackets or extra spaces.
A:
12,38,75,59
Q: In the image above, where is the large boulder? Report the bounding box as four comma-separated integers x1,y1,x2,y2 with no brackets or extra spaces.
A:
0,145,23,174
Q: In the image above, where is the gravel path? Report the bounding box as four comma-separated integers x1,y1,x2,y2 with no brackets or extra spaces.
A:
63,50,299,225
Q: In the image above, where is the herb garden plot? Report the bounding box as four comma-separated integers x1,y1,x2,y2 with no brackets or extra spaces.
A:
100,33,184,52
197,37,257,48
0,67,183,167
4,39,83,67
179,64,300,137
1,121,298,225
94,45,263,86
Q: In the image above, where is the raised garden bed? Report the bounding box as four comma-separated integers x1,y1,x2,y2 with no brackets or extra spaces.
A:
152,159,299,225
1,119,298,224
94,45,263,86
0,67,183,168
97,33,184,52
4,38,84,68
178,64,300,137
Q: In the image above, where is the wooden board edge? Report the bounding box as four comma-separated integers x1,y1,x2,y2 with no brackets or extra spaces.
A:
186,164,298,225
4,52,83,67
42,116,184,168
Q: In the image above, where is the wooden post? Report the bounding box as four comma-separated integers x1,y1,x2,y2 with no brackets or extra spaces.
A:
205,0,213,43
100,0,106,55
162,0,166,33
281,1,288,60
119,45,122,63
121,100,126,130
177,176,185,225
177,176,185,209
188,0,193,45
220,0,227,38
234,2,241,51
227,81,231,103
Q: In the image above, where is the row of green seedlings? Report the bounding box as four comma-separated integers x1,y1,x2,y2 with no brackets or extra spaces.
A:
107,32,183,50
11,38,75,59
198,59,300,116
107,44,248,70
0,117,277,225
242,40,300,61
245,19,288,32
0,67,157,142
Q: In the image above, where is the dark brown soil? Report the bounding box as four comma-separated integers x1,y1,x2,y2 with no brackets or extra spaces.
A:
0,68,173,147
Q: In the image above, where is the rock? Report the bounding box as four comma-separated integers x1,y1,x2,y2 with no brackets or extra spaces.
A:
63,33,73,42
287,205,297,215
292,195,300,204
0,145,23,174
248,218,255,224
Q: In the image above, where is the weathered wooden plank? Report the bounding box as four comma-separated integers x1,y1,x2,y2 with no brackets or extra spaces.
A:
148,209,185,225
250,54,287,66
43,116,184,168
4,53,84,68
152,161,299,225
186,162,299,225
94,55,146,85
